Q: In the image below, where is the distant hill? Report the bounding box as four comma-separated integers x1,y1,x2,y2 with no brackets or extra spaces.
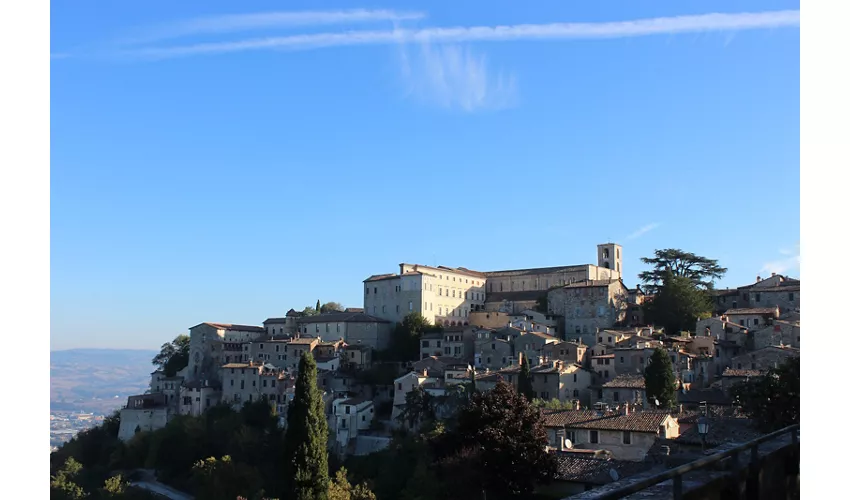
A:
51,348,159,414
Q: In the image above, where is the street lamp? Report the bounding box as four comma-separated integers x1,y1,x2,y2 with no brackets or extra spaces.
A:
697,416,709,452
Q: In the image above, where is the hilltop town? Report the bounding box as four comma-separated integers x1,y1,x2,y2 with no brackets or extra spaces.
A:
101,242,799,497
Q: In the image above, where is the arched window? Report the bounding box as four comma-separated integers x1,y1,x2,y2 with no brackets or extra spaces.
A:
603,262,610,269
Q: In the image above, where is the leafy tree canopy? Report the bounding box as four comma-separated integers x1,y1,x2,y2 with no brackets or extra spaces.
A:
320,302,345,314
532,398,574,410
433,381,557,499
731,357,800,433
381,313,442,362
644,348,678,409
639,248,727,293
643,271,713,335
152,334,190,377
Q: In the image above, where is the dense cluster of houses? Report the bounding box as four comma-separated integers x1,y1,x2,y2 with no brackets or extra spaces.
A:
116,243,800,491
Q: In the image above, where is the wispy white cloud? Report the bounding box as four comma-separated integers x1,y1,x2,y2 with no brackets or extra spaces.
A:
761,242,800,275
118,10,800,60
398,43,516,112
120,9,426,45
626,222,661,240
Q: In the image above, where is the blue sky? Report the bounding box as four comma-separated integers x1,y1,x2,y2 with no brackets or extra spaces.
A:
51,1,800,350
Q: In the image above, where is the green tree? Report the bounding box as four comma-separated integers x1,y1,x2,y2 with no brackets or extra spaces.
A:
328,467,376,500
534,294,548,313
316,299,322,312
320,302,345,314
100,474,128,498
50,457,88,500
532,398,574,410
731,357,800,433
384,312,441,362
639,248,727,293
397,387,436,430
190,455,263,500
284,352,330,500
434,381,557,499
644,348,678,409
643,271,713,334
152,334,190,377
302,305,319,316
517,355,534,401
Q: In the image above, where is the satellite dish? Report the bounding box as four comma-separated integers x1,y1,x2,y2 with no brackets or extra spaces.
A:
564,439,573,449
609,469,619,481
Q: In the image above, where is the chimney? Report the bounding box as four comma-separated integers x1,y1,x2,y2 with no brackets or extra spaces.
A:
771,272,776,277
756,276,762,282
623,402,630,416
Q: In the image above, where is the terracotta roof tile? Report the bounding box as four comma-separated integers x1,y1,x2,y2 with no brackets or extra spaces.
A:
602,375,646,389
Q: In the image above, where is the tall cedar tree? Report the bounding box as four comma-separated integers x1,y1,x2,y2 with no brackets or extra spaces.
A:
731,357,800,432
639,248,727,293
435,381,557,499
517,354,534,401
284,352,330,500
316,299,322,312
644,348,678,409
643,271,713,335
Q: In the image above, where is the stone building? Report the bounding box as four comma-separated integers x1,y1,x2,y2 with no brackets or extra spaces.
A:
594,374,647,408
542,409,679,461
188,323,267,382
363,264,487,325
118,394,169,441
296,311,393,350
710,274,800,315
221,361,285,407
262,309,302,337
547,280,630,343
363,242,622,324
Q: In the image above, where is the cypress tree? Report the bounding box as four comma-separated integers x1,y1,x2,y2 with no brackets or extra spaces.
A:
316,299,321,313
517,354,534,401
644,348,678,409
284,352,329,500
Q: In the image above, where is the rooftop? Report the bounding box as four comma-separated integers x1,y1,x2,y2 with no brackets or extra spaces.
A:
602,375,646,389
722,368,764,378
194,322,265,333
724,307,779,315
552,454,656,485
543,409,672,433
484,264,588,278
297,311,391,324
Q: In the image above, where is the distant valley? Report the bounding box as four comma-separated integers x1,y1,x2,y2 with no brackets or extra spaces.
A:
51,348,158,414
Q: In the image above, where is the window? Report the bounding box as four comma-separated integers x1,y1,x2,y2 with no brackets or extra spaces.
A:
397,383,402,390
755,293,761,302
607,336,612,343
230,379,234,386
605,359,610,365
409,301,413,311
620,357,624,363
590,431,599,443
439,288,443,296
789,292,795,301
573,374,577,382
753,318,759,325
613,391,619,401
362,415,366,422
345,406,351,414
396,305,400,313
260,343,264,350
623,431,631,444
382,305,386,313
263,379,267,387
241,380,245,389
604,370,609,378
271,379,276,388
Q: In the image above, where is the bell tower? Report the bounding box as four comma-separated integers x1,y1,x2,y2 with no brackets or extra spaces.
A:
597,243,623,277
